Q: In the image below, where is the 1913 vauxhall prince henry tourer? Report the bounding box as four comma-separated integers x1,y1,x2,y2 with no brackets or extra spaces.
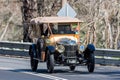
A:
29,16,95,73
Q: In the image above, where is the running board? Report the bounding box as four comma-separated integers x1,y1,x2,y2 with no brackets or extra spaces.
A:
33,58,45,62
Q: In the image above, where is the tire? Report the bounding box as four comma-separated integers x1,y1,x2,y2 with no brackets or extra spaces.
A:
46,50,54,73
87,53,95,73
69,66,76,71
29,47,38,71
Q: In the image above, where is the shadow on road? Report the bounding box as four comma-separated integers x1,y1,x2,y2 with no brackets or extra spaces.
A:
8,68,120,77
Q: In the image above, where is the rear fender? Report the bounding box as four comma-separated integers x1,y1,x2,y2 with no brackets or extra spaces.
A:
29,44,37,56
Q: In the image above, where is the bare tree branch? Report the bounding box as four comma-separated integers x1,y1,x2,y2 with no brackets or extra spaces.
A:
0,13,16,41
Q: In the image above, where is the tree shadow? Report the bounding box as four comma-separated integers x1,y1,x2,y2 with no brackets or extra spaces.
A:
8,68,90,75
7,68,120,79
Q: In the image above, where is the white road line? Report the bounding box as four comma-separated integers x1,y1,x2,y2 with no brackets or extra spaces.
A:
0,67,13,70
0,67,67,80
23,72,67,80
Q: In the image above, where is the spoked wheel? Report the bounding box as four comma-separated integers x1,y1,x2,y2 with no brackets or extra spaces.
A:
87,53,95,72
69,66,76,71
29,47,38,71
46,50,54,73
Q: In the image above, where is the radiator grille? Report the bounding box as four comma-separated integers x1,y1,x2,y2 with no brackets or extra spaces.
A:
64,45,77,57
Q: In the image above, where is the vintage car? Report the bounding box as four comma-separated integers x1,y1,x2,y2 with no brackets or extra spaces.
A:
29,16,95,73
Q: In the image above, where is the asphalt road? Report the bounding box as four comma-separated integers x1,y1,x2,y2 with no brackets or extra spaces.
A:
0,56,120,80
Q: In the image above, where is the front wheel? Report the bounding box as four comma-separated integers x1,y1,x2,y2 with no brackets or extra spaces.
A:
46,50,54,73
87,53,95,72
29,47,38,71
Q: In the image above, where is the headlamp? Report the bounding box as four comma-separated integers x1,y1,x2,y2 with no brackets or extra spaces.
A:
46,39,51,43
56,45,65,53
79,45,85,52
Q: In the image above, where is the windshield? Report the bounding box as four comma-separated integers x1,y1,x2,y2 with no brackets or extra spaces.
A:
51,24,78,34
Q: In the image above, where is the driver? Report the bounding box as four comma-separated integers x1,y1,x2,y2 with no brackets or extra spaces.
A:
65,26,71,34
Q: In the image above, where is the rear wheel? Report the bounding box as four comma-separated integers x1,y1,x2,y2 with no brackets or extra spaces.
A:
87,53,95,72
29,47,38,71
37,38,44,60
69,66,75,71
46,50,54,73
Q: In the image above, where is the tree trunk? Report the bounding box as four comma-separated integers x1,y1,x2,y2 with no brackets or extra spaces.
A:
0,13,16,41
115,4,120,49
22,0,38,42
93,22,97,46
104,10,113,48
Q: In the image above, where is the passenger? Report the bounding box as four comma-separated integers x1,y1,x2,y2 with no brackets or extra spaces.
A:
50,23,58,34
72,27,79,34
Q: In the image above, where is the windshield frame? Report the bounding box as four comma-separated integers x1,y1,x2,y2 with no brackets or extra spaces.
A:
49,23,79,35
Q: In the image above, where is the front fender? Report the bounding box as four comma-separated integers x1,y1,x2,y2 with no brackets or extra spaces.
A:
87,44,95,52
83,44,95,54
83,44,95,59
46,46,55,54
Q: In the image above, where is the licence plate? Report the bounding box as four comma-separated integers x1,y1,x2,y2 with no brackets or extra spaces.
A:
68,60,76,64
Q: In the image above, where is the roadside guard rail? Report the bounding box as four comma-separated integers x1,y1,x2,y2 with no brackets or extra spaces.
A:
95,48,120,66
0,41,119,66
0,41,32,56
